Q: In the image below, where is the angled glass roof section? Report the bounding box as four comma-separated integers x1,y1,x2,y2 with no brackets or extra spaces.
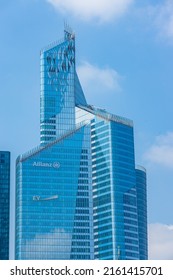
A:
75,71,88,106
77,104,133,127
16,120,89,164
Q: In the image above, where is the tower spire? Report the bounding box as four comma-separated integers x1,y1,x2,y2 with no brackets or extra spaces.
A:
64,21,75,40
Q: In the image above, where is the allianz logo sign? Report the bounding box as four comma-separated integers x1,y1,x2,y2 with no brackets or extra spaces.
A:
32,161,60,169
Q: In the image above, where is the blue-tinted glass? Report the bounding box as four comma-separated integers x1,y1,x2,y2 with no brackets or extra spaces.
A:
15,27,147,260
0,151,10,260
136,167,148,260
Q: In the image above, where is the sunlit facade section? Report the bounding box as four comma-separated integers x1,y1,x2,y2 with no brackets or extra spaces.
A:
91,114,139,260
16,125,93,260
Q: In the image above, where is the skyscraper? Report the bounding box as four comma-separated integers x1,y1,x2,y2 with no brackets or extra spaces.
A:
0,151,10,260
15,27,148,260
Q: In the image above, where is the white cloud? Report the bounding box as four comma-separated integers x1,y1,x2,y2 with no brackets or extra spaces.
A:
146,0,173,41
77,61,122,98
149,223,173,260
144,132,173,168
47,0,134,22
155,0,173,39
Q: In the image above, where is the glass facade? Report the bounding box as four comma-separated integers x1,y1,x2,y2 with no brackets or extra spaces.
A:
16,126,93,260
40,29,83,146
15,27,147,260
136,166,148,260
0,151,10,260
90,115,139,260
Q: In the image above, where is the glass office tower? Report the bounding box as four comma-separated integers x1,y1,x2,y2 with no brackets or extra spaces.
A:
0,151,10,260
15,27,147,260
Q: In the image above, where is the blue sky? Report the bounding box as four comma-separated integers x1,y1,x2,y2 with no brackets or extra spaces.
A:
0,0,173,259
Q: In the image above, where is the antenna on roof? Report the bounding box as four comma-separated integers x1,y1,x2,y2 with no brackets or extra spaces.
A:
64,21,75,40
